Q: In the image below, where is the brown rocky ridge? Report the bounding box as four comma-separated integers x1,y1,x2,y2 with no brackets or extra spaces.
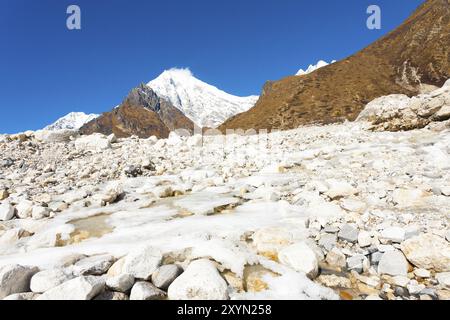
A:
80,84,195,139
220,0,450,132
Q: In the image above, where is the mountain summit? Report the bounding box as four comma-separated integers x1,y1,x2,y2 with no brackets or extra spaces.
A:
147,68,259,128
79,84,194,138
220,0,450,131
296,60,336,76
44,112,99,131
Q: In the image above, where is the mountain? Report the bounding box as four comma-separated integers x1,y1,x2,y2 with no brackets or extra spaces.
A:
147,68,259,128
296,60,336,76
79,84,194,138
220,0,450,131
44,112,99,131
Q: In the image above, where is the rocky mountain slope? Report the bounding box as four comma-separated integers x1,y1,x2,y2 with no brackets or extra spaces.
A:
147,68,259,128
44,112,99,131
220,0,450,131
79,84,194,139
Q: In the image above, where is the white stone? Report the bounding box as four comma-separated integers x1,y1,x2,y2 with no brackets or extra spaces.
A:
325,180,358,200
436,272,450,289
340,198,366,213
401,234,450,272
15,200,33,219
380,227,405,243
358,230,373,247
278,242,319,279
391,275,410,288
0,265,39,299
34,129,78,143
106,274,135,293
122,246,162,280
168,259,228,300
413,268,431,278
441,187,450,197
74,133,111,151
31,205,50,220
130,281,166,300
378,250,409,276
407,280,425,295
0,203,15,221
392,188,428,207
37,276,105,300
30,269,74,293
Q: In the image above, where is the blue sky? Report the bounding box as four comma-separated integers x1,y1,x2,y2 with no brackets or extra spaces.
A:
0,0,424,133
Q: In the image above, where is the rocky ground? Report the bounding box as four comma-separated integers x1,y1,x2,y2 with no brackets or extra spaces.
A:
0,115,450,300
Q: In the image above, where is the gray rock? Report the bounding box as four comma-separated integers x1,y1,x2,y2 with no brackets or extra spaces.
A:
129,281,166,300
394,286,409,297
106,274,135,293
73,254,115,276
378,250,409,276
346,254,367,273
419,288,438,299
151,264,183,290
124,165,142,178
323,225,339,234
94,291,129,300
0,264,39,299
318,233,337,251
338,224,359,243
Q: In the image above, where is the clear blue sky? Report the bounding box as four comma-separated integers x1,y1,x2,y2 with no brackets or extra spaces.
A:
0,0,424,133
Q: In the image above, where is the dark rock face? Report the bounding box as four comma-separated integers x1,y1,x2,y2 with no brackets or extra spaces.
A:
80,85,194,138
220,0,450,132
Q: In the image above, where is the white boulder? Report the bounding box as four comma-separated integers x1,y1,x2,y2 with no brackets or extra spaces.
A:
37,276,105,300
122,246,162,280
278,242,319,279
168,259,228,300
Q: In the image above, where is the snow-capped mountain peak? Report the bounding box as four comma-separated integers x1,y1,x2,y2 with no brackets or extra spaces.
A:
147,68,259,128
44,112,99,131
296,60,336,76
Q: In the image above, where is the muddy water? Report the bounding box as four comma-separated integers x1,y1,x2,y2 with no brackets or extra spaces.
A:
56,213,114,247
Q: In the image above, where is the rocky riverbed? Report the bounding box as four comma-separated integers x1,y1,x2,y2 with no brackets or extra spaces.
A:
0,118,449,300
